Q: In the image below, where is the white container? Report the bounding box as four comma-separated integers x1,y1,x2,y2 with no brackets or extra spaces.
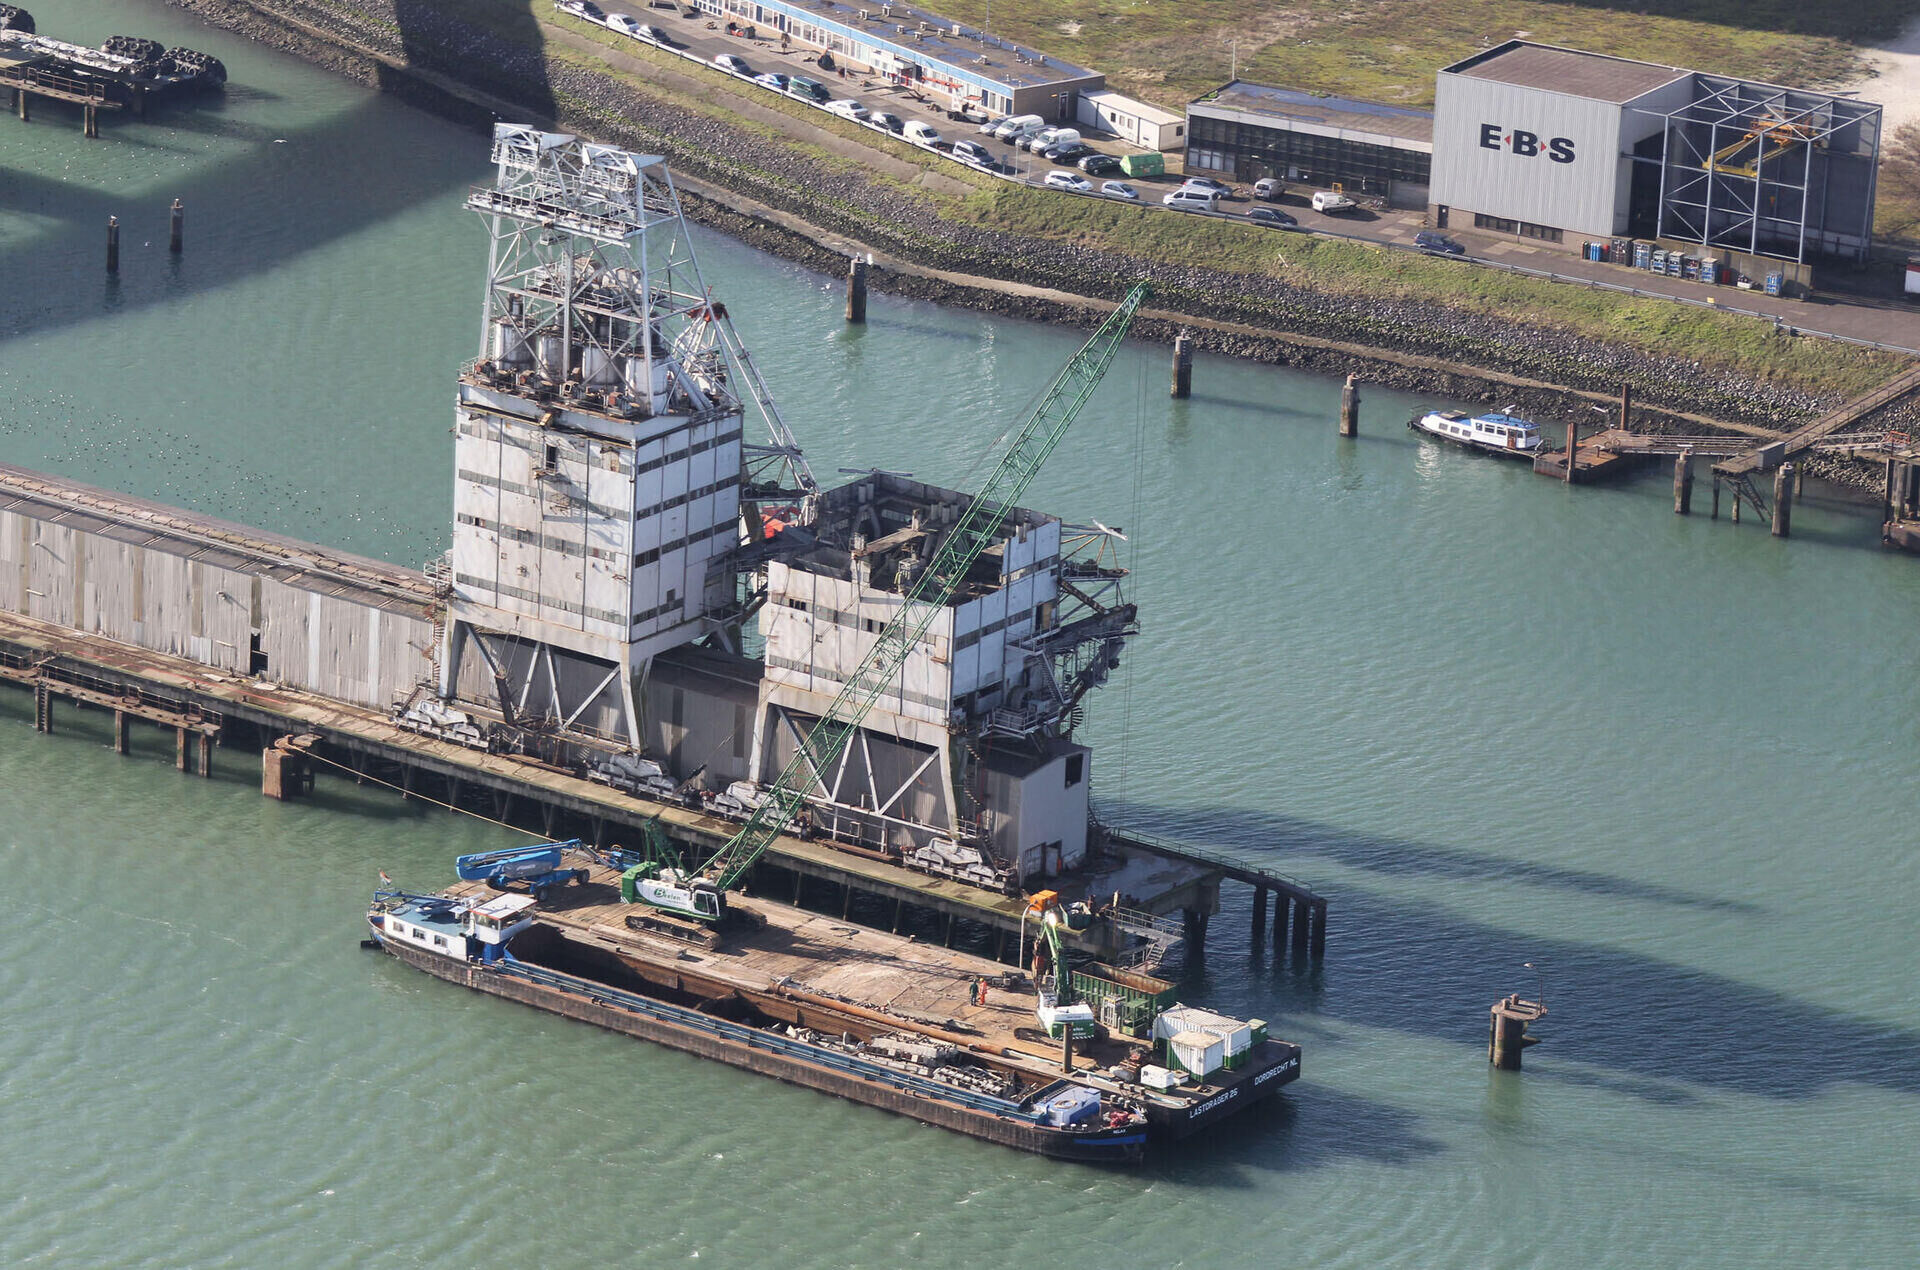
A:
1168,1030,1225,1079
1140,1064,1182,1091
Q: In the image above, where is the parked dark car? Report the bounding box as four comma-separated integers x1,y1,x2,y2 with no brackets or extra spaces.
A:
1414,230,1465,255
1248,207,1298,229
1078,154,1122,176
1043,141,1096,164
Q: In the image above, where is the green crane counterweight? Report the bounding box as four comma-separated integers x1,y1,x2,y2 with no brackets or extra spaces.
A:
626,282,1152,923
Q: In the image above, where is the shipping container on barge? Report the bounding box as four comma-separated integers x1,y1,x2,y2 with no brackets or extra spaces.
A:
367,851,1301,1160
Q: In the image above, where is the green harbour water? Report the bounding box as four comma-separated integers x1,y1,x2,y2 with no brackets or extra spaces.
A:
2,4,1918,1265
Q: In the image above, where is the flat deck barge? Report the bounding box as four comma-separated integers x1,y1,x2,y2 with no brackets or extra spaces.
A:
369,855,1301,1161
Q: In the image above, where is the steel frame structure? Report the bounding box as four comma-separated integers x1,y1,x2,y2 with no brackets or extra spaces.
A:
1641,75,1880,264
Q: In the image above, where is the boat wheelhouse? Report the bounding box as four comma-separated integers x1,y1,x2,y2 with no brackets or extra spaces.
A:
1411,409,1543,457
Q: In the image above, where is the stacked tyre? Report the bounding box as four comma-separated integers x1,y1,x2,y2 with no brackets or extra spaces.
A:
162,46,227,84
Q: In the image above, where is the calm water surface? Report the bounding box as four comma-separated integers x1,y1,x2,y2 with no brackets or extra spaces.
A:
2,4,1917,1266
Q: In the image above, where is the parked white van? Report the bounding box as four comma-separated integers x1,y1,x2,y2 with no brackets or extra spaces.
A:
1162,188,1221,212
1310,189,1357,214
992,113,1044,141
1024,126,1080,153
903,120,941,147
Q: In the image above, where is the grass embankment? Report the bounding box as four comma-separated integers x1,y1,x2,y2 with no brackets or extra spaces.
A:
923,0,1917,108
356,0,1911,399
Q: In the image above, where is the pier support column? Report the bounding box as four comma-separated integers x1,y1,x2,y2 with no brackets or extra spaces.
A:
845,257,867,323
1338,374,1360,437
1251,885,1267,943
1181,907,1208,961
113,709,129,754
33,683,51,734
1271,892,1288,949
1711,476,1721,520
16,88,28,122
1673,448,1693,515
1290,896,1310,958
175,727,192,773
83,104,98,139
106,216,119,275
169,199,184,254
1772,464,1795,538
1170,333,1193,399
1563,420,1578,484
198,732,213,779
1309,900,1328,959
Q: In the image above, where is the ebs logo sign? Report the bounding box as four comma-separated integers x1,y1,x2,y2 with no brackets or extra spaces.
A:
1478,123,1576,164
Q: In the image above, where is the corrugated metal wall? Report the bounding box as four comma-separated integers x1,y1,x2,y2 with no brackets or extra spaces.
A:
1432,75,1629,236
0,506,435,712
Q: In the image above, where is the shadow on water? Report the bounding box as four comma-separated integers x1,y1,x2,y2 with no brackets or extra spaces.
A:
1148,1086,1447,1182
1105,800,1760,916
1143,817,1920,1103
0,0,562,342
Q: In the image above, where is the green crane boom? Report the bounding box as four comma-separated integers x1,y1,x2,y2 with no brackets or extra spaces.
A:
640,281,1149,917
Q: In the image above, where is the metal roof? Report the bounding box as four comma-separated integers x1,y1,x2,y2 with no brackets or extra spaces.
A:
1190,81,1434,145
0,461,434,617
1444,41,1687,104
752,0,1097,90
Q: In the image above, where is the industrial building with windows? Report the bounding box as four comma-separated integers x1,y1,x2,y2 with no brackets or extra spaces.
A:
1429,41,1881,272
691,0,1102,118
1186,82,1434,207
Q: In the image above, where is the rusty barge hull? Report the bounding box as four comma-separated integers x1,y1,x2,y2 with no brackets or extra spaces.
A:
373,932,1148,1163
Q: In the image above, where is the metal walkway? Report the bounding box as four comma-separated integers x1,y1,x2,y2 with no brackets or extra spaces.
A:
1714,364,1920,478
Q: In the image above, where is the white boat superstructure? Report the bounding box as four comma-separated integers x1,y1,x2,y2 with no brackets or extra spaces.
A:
1411,409,1543,457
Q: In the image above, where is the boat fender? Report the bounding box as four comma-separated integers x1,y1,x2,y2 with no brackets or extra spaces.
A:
359,938,383,950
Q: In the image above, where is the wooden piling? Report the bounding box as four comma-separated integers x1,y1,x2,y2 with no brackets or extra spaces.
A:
169,199,184,254
1711,476,1721,520
1338,374,1360,437
1772,463,1794,538
198,732,213,778
175,726,191,773
1170,333,1193,399
113,709,129,754
1673,448,1693,515
1563,419,1578,484
106,216,119,274
845,257,867,323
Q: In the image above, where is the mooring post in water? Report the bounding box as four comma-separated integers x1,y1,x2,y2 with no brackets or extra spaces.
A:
15,86,28,122
175,726,192,773
169,199,184,254
1339,373,1360,437
106,216,119,274
83,103,98,139
113,709,129,755
1711,475,1721,519
1772,463,1795,538
198,732,213,778
1563,418,1578,484
1487,996,1544,1070
1171,332,1192,399
845,256,866,323
1673,447,1693,515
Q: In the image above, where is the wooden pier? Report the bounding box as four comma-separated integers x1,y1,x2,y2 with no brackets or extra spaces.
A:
1531,428,1644,483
